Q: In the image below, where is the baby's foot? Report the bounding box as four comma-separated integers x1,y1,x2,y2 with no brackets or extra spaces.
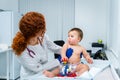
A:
43,70,55,78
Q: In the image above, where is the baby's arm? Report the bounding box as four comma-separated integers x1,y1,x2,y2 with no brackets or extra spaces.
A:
82,47,93,64
61,43,68,61
86,55,93,64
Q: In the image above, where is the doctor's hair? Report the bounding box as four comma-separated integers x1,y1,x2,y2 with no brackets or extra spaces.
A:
68,27,83,41
12,12,46,56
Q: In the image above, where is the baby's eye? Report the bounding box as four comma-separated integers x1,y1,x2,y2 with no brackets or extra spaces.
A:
71,35,74,38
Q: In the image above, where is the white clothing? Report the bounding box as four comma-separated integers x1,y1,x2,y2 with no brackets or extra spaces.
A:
17,34,61,79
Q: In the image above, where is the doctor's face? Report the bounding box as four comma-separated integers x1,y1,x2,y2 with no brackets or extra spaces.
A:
67,31,81,45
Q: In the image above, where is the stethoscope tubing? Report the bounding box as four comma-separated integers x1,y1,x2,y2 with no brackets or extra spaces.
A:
27,48,35,58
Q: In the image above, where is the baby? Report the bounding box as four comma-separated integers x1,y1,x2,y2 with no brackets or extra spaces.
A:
60,27,93,76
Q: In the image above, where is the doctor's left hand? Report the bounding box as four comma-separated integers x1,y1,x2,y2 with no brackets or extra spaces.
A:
43,70,55,78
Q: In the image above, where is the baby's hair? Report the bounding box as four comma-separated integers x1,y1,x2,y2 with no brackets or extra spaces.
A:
69,27,83,40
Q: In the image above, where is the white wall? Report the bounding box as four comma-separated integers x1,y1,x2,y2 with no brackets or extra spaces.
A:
119,0,120,58
75,0,110,50
107,0,120,70
108,0,120,57
0,0,18,12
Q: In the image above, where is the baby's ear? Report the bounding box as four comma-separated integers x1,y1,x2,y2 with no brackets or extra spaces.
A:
78,37,81,42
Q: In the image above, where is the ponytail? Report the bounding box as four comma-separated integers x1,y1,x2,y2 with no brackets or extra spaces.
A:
11,32,27,56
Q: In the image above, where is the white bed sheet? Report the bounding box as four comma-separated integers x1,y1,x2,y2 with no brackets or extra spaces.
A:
21,60,111,80
94,67,115,80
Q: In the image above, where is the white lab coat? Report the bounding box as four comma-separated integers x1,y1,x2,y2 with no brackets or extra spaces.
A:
17,34,61,79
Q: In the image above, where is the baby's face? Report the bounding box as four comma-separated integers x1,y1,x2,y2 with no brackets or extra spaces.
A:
68,31,81,45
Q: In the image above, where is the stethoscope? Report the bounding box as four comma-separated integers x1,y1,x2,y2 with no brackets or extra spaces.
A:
27,48,35,58
27,37,43,58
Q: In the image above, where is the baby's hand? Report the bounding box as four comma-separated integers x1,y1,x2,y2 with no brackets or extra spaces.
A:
61,57,68,64
87,58,93,64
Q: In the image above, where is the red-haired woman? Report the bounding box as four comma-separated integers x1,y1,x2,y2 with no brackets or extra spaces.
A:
12,12,61,79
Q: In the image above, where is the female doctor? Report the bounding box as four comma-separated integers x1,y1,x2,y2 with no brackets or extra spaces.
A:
12,12,61,79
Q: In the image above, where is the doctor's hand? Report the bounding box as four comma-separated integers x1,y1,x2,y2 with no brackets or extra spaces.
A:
43,70,55,78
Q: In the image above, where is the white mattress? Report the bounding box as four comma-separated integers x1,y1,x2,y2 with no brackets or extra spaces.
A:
94,67,115,80
22,60,111,80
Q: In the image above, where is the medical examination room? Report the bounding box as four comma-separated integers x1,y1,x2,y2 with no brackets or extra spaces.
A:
0,0,120,80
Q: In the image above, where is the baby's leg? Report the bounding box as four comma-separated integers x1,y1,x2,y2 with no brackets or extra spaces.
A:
76,64,89,76
43,66,60,78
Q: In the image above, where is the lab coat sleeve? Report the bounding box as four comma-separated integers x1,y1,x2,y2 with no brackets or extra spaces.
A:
18,51,60,73
44,35,62,54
